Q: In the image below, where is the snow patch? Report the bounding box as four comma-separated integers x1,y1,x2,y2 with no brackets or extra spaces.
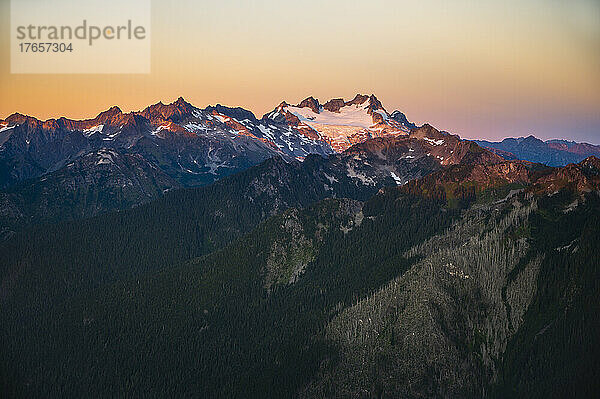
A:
374,109,389,120
96,150,117,165
151,124,170,137
268,110,281,120
423,137,444,146
184,122,207,133
286,102,374,129
83,124,104,136
0,125,15,133
258,124,275,141
214,114,230,124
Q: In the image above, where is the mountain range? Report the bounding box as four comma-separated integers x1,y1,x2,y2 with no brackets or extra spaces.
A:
1,94,599,398
2,95,596,193
475,135,600,166
0,94,480,235
0,94,416,189
4,93,598,237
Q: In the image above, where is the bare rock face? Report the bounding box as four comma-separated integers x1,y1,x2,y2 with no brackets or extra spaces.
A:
298,96,321,113
323,98,345,113
533,156,600,193
365,94,384,114
138,96,196,124
346,93,369,106
264,198,363,291
264,208,315,291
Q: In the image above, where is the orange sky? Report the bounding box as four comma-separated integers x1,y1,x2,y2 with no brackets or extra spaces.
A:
1,0,599,143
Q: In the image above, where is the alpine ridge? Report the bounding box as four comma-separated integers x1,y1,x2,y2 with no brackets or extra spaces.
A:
0,94,418,190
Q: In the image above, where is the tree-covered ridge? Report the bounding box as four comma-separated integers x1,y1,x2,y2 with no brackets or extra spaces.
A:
1,152,598,397
494,190,600,398
1,186,459,397
303,189,600,398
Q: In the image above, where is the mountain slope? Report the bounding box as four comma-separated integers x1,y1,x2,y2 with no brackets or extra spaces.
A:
0,121,503,235
2,128,492,289
0,129,511,322
0,149,178,240
304,187,600,398
1,189,460,398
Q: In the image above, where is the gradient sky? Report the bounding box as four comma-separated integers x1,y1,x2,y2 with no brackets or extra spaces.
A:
1,0,599,143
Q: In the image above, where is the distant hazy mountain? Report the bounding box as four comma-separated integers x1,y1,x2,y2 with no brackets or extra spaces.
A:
474,135,600,166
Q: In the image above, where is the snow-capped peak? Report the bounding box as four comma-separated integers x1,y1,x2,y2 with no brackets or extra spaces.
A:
261,94,412,152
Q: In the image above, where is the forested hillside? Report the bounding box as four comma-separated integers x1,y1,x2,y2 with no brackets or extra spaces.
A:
1,187,460,397
2,159,598,397
305,190,600,398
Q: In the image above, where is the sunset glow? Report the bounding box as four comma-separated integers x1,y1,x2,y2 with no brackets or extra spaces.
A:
1,0,598,143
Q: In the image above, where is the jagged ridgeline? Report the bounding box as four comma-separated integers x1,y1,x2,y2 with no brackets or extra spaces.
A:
1,157,599,398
